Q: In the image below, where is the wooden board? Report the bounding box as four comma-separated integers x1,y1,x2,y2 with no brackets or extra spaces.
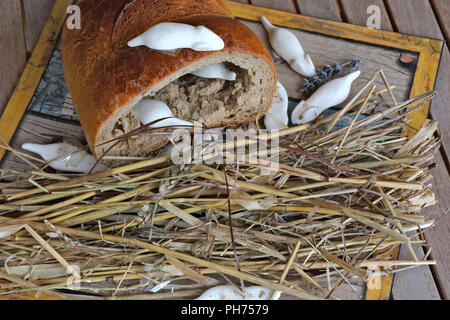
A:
431,0,450,45
384,0,449,152
431,49,450,165
385,0,443,39
0,0,27,115
0,0,446,300
295,0,342,21
22,0,57,54
421,154,450,300
392,239,440,300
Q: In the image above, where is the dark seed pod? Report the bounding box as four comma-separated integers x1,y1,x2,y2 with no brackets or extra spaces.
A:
333,63,343,76
323,64,333,77
349,59,362,70
309,75,320,85
318,71,328,81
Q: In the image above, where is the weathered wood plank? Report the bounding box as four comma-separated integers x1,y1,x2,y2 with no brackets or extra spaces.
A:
430,48,450,166
340,0,393,31
1,113,84,173
250,0,297,13
429,0,450,167
421,153,450,300
385,0,449,174
0,0,27,115
295,0,342,21
22,0,57,53
0,0,444,301
385,0,449,300
242,19,416,102
385,0,443,39
392,240,440,300
431,0,450,45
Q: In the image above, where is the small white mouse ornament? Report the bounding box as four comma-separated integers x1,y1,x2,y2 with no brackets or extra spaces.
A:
292,71,361,124
128,22,224,52
264,82,289,130
133,99,193,129
22,142,107,174
191,63,237,81
261,16,315,77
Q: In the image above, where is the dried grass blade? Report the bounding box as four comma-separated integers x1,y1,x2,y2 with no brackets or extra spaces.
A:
317,248,367,280
10,220,323,300
270,241,302,300
165,255,214,285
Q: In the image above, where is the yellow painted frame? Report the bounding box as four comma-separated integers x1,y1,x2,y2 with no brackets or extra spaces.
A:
0,0,444,300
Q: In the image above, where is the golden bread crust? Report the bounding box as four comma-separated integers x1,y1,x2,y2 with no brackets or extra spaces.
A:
61,0,276,155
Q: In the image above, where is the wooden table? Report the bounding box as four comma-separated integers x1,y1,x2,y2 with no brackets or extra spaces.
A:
0,0,448,300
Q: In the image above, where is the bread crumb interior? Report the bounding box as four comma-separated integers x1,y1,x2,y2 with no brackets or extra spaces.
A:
110,63,254,157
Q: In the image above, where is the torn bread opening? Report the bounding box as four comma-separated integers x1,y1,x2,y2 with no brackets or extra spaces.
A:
96,53,275,159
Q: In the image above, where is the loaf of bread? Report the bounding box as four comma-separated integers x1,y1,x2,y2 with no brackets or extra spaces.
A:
61,0,277,159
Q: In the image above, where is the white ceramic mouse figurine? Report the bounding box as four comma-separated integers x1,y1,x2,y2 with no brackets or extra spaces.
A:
22,142,108,174
191,63,237,81
292,71,361,124
128,22,225,52
196,285,272,300
133,99,193,129
261,16,316,77
264,82,289,130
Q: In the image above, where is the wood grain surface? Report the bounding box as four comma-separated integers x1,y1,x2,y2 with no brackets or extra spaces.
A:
385,0,443,39
0,0,27,115
383,0,450,298
431,0,450,45
385,0,449,162
421,154,450,300
251,0,297,12
22,0,57,53
392,237,441,300
295,0,342,21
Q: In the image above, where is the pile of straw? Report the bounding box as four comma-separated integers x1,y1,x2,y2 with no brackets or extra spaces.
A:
0,71,441,300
